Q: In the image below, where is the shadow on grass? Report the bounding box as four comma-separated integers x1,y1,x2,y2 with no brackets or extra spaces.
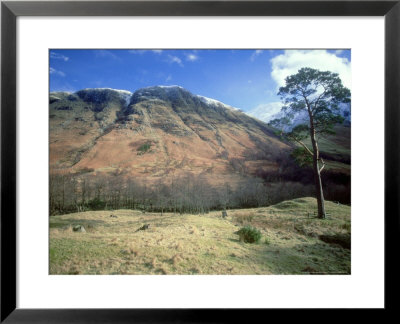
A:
228,238,241,243
49,219,106,228
319,233,351,249
246,241,351,275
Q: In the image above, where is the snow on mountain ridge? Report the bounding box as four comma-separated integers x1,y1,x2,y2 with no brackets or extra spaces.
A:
157,85,184,89
81,87,132,95
197,95,239,111
131,85,241,112
52,86,242,113
79,88,133,105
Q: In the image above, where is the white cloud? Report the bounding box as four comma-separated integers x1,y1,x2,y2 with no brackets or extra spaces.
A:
246,102,283,123
250,50,263,62
128,50,146,54
270,50,351,90
167,55,183,67
49,67,65,77
165,75,172,82
185,53,198,62
129,50,163,55
50,52,69,62
95,50,119,60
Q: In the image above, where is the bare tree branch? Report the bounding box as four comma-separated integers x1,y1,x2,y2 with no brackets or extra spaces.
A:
319,158,326,173
288,136,314,156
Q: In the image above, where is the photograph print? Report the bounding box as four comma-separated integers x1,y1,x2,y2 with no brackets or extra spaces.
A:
49,49,351,275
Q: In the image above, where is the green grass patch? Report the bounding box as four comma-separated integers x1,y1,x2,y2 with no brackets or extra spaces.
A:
137,142,152,154
49,238,122,274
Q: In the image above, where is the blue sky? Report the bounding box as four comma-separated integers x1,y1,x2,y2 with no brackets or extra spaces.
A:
50,49,351,122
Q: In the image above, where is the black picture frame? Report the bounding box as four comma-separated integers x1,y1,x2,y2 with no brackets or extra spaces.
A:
1,0,399,322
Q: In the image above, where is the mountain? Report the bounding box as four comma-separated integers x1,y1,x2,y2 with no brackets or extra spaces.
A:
50,86,290,186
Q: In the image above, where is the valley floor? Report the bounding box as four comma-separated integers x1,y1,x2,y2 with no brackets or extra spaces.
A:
49,197,350,275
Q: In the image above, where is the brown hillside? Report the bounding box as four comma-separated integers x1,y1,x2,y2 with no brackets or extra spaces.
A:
50,86,290,185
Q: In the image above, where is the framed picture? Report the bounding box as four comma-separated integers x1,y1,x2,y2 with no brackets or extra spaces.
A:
1,0,398,321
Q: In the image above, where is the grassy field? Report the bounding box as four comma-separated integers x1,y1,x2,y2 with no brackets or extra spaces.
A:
49,197,350,275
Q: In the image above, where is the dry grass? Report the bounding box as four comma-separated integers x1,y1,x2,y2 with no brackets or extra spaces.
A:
232,212,255,225
50,197,350,275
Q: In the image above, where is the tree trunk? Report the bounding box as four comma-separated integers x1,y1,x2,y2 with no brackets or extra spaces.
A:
310,132,326,219
307,107,326,219
313,156,326,219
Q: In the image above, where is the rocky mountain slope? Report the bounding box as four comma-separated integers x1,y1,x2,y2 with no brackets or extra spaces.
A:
50,86,291,185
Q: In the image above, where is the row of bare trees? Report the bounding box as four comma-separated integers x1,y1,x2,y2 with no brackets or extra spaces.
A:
50,166,350,216
49,172,273,216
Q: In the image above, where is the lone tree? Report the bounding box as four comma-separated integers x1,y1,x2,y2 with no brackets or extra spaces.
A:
270,68,351,219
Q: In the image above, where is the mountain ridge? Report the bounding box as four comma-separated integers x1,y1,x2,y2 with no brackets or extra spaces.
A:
49,86,291,186
50,86,243,116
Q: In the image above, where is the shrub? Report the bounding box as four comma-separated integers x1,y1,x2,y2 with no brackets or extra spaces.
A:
236,226,262,243
137,142,152,154
88,197,106,210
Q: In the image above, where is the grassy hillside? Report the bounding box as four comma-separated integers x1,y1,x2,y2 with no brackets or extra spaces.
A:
50,197,350,275
303,124,351,173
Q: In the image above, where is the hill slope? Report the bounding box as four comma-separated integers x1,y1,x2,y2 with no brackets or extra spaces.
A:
50,86,290,185
50,197,351,275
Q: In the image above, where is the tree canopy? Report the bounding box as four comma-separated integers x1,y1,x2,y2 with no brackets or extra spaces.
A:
270,67,351,143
